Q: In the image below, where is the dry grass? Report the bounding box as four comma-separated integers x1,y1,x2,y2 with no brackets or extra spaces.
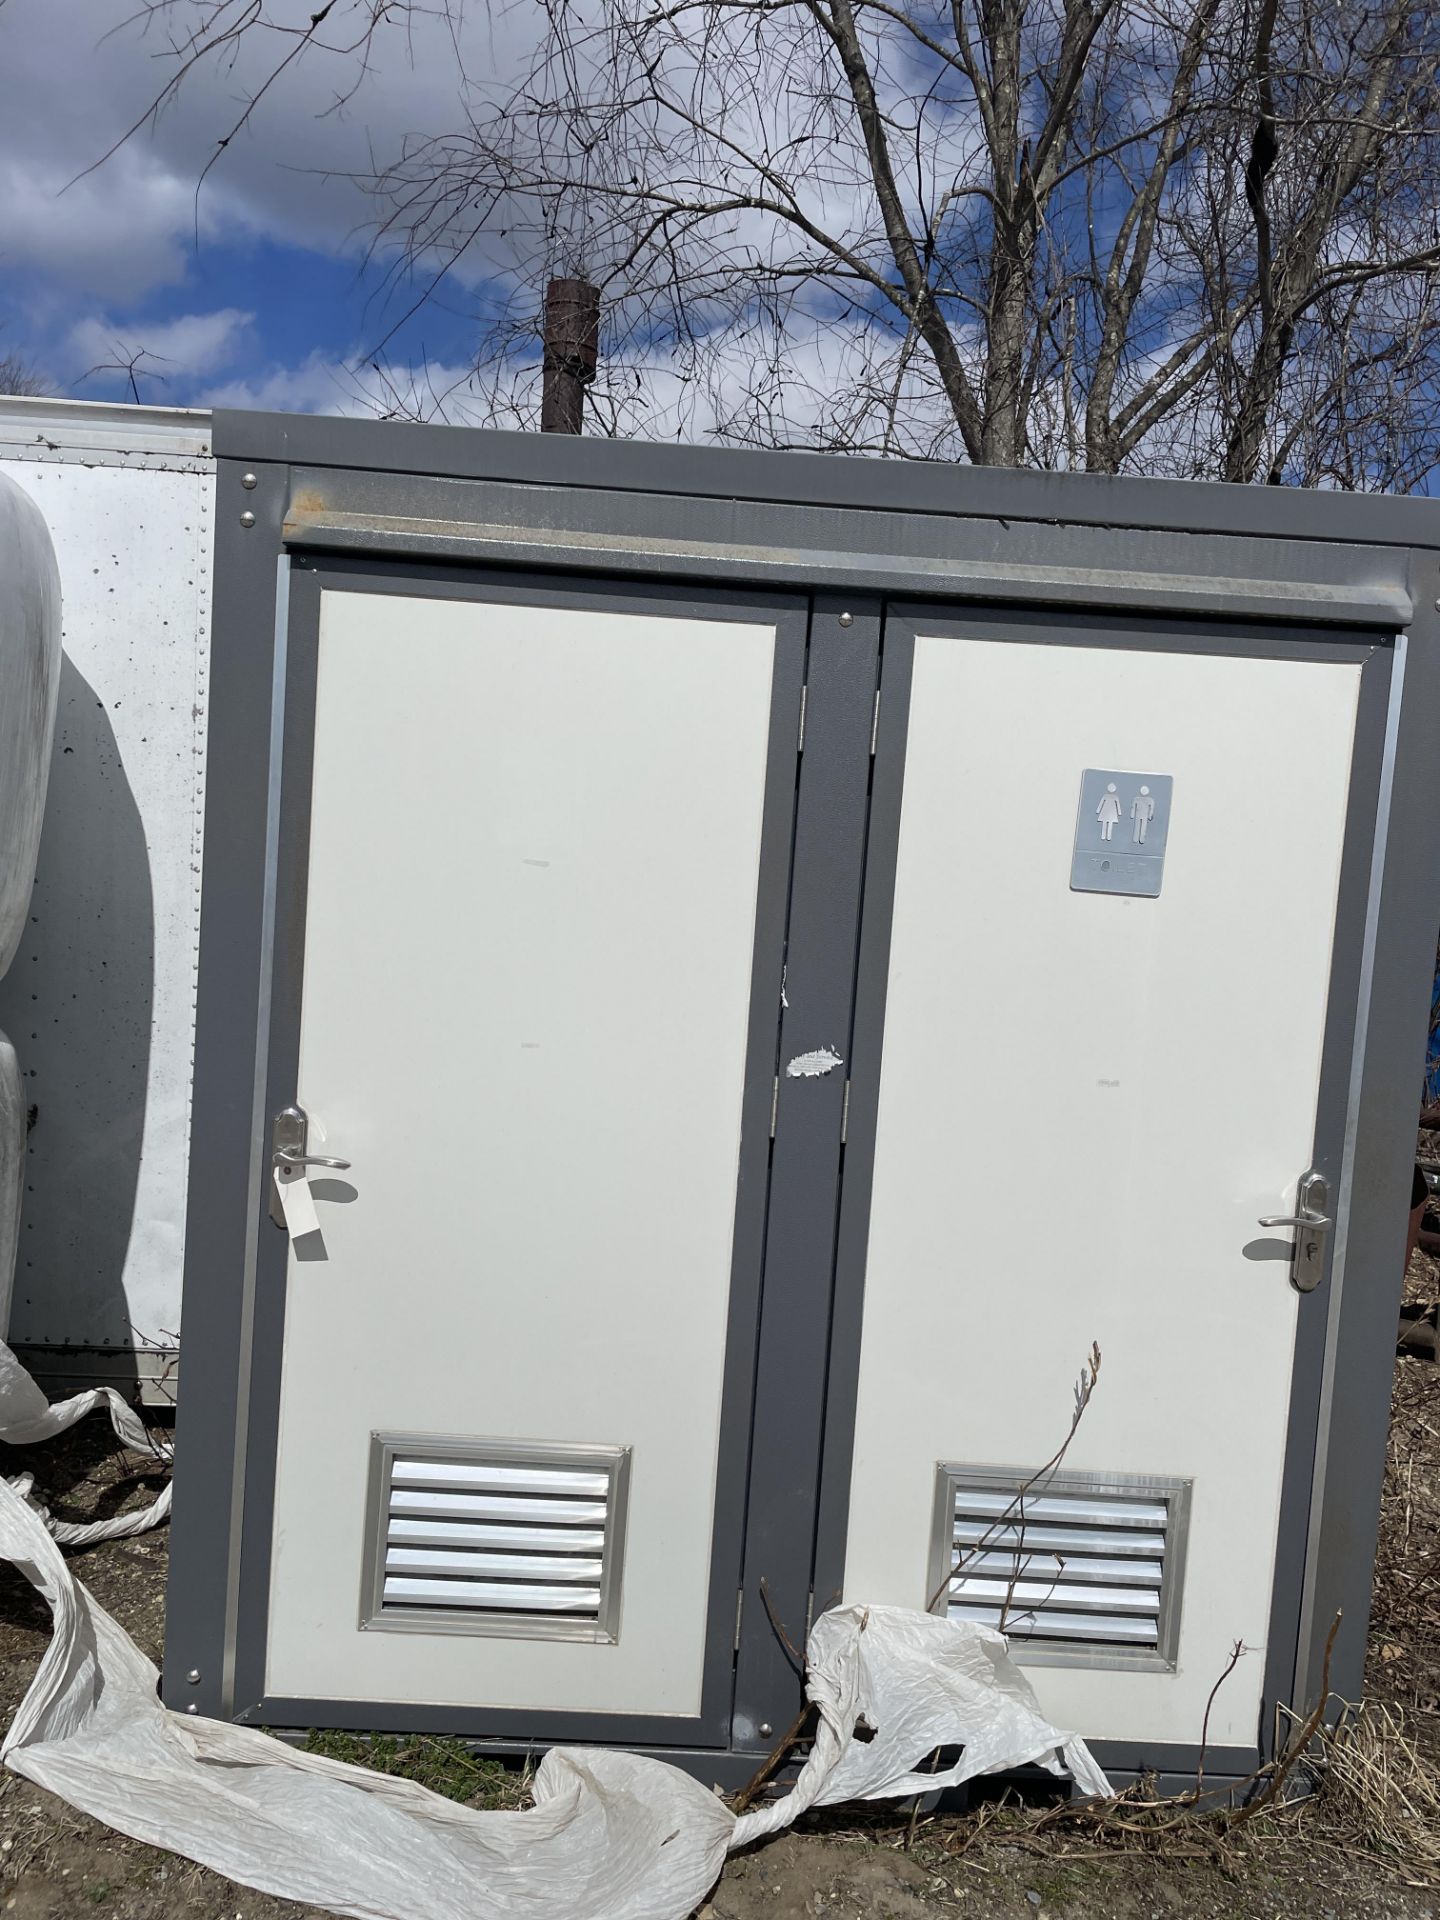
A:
1372,1221,1440,1734
1315,1702,1440,1886
1300,1213,1440,1889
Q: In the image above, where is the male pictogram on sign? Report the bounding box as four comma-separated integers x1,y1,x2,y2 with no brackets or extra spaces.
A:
1095,783,1122,842
1131,784,1156,844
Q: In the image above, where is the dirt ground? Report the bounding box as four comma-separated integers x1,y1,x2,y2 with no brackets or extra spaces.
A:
5,1213,1440,1918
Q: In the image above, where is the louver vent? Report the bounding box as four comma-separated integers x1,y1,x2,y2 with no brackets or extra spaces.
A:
929,1466,1191,1670
362,1435,630,1642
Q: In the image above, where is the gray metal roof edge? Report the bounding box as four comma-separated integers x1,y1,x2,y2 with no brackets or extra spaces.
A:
213,407,1440,551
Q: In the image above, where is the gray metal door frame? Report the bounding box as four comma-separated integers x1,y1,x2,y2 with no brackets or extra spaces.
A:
812,601,1412,1784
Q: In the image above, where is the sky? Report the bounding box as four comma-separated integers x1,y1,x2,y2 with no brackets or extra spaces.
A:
4,1,1428,485
0,0,533,417
0,0,974,445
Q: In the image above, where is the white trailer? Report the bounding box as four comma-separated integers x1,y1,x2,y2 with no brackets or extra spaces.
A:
0,398,214,1404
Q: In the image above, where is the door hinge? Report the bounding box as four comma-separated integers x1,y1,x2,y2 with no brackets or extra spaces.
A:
806,1589,815,1637
797,682,808,753
770,1075,779,1138
840,1080,851,1145
734,1588,745,1652
870,687,880,756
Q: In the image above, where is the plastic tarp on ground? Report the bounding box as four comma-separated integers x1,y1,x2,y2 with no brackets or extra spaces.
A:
0,1374,1109,1920
0,1338,172,1543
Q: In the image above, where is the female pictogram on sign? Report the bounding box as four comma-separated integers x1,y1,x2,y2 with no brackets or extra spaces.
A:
1095,784,1122,841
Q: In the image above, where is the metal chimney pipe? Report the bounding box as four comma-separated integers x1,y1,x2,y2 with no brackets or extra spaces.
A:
540,277,601,434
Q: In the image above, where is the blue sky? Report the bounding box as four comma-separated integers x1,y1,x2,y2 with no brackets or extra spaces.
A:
0,0,945,442
0,0,530,416
6,1,1429,485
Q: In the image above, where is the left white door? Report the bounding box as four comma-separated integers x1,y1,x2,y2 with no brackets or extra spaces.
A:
258,578,787,1723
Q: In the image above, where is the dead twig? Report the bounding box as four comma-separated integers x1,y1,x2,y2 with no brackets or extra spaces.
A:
903,1743,944,1852
758,1576,804,1669
728,1702,813,1815
1228,1612,1342,1833
927,1342,1102,1616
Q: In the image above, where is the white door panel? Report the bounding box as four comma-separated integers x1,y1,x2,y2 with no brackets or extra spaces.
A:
264,589,778,1715
842,633,1362,1747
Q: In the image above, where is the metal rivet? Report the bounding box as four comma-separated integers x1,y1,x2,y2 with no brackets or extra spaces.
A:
186,1669,201,1684
239,511,256,529
758,1721,773,1738
838,611,853,627
185,1703,199,1715
1434,597,1440,612
241,472,258,489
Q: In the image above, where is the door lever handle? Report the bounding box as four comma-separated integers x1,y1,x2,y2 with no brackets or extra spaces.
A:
269,1103,351,1227
274,1146,352,1171
1258,1170,1331,1293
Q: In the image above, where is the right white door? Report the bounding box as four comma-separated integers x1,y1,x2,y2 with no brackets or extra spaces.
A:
838,619,1368,1751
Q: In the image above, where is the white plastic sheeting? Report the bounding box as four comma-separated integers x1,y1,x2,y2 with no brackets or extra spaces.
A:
1,1450,1109,1920
730,1604,1111,1844
0,471,170,1546
1,1337,172,1543
2,1477,734,1920
1,1018,169,1543
0,437,212,1386
0,471,61,1342
0,472,61,982
0,1038,24,1355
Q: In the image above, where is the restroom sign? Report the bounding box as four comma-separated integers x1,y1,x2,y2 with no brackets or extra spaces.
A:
1071,769,1173,897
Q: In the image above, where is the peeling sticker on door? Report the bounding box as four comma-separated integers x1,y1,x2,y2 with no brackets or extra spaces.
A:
786,1047,844,1079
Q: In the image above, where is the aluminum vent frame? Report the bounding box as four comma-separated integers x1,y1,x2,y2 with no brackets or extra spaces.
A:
360,1433,631,1644
928,1463,1192,1674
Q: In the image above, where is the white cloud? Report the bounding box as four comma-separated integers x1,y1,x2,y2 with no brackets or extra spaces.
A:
198,348,483,419
0,0,546,307
0,148,250,300
67,307,254,386
199,349,384,415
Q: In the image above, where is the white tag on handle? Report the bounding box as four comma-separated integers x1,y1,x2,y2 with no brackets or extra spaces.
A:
273,1164,320,1239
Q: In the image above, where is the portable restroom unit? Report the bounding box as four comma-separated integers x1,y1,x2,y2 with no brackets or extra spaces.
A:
166,410,1440,1791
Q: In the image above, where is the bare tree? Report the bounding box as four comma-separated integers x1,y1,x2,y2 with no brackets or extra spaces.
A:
75,340,172,404
122,1,1440,483
0,351,47,398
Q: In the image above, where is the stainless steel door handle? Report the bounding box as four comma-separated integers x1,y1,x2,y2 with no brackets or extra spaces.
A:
270,1104,351,1226
275,1146,352,1171
1258,1170,1331,1293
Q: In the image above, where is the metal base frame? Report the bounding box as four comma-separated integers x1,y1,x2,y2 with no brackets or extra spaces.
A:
224,1721,1258,1804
